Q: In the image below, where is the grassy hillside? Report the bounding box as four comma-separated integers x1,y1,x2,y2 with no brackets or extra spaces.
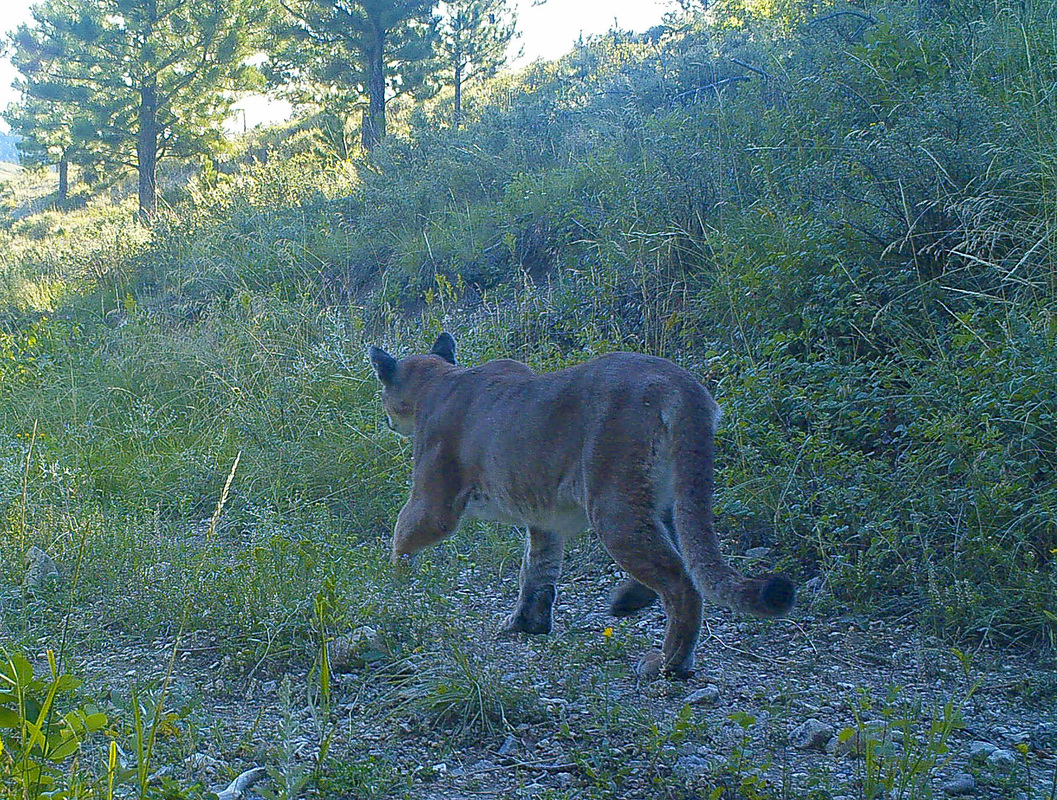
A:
1,2,1055,798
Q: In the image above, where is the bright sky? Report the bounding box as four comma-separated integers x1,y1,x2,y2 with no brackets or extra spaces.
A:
0,0,674,135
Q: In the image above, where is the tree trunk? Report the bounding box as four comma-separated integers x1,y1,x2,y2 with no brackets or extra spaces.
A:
454,61,462,128
57,152,68,205
361,24,387,151
137,75,159,220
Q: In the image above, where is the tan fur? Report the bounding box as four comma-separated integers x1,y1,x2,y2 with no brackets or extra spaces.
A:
370,333,794,678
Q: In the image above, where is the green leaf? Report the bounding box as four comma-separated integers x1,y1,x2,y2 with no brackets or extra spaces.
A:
48,734,81,762
83,712,108,731
52,675,82,693
727,711,756,729
4,654,35,685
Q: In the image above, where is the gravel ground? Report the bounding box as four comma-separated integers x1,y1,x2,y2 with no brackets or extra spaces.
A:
69,551,1057,800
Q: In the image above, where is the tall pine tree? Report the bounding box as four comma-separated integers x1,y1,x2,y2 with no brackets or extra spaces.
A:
7,0,268,218
437,0,517,127
3,95,79,204
273,0,438,151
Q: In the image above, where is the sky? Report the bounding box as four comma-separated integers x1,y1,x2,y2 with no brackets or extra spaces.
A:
0,0,674,135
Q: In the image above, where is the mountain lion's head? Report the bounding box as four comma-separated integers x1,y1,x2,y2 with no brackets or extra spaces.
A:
369,333,457,438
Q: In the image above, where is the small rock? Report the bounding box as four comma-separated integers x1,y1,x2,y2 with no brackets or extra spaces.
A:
554,772,573,788
148,765,173,782
644,681,670,698
834,722,887,757
986,748,1017,768
790,718,834,751
803,575,826,595
968,741,996,762
686,685,720,707
432,763,448,775
105,308,129,328
328,626,387,672
186,753,226,773
213,766,266,800
260,680,277,696
497,734,518,757
942,773,975,795
744,547,773,562
1035,722,1057,750
145,562,171,581
673,754,710,776
634,650,664,681
23,546,60,595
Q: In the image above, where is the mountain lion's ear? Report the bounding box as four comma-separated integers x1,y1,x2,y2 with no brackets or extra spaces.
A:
430,332,456,365
369,346,398,385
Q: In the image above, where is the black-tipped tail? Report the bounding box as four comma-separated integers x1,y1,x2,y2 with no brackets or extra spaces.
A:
750,573,796,618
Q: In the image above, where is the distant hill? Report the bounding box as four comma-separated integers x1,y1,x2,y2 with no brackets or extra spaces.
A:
0,132,20,163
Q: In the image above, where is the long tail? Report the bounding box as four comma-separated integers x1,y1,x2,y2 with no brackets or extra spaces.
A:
667,391,795,618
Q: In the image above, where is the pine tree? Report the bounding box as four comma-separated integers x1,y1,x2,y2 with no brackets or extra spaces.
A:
273,0,438,151
437,0,517,127
6,0,268,219
3,95,78,204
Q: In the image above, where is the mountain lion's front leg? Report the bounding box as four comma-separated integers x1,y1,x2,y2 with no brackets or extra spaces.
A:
502,527,565,635
392,449,465,565
391,493,461,565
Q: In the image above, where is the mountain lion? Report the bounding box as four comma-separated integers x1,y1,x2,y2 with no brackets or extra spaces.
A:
369,333,794,678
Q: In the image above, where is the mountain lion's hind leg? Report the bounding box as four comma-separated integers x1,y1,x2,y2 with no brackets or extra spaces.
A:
502,527,565,635
607,506,674,617
609,577,659,617
594,506,702,679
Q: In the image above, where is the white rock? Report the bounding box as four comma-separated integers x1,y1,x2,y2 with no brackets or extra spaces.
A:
790,718,834,750
942,773,975,795
634,650,664,681
214,767,266,800
187,753,226,772
673,754,710,775
686,685,720,706
23,546,60,595
987,748,1017,768
497,734,518,756
968,741,996,762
